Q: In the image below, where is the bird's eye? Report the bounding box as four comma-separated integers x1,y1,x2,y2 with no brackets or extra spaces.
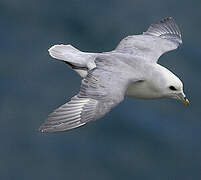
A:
169,86,177,91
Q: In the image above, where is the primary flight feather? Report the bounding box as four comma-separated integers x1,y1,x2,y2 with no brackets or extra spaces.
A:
39,17,189,133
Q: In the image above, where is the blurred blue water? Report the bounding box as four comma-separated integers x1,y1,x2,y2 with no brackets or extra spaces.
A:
0,0,201,179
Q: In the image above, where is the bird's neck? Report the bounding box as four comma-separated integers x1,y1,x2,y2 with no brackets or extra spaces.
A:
126,64,168,99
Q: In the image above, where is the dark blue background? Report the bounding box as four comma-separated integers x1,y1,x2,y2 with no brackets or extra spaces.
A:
1,0,201,179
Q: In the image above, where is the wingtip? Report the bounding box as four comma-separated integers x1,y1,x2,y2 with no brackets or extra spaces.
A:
38,124,56,133
38,122,86,133
38,121,58,133
160,17,173,22
38,122,53,133
144,16,182,44
38,125,46,133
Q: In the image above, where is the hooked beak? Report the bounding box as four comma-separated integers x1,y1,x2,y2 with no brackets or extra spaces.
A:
176,93,190,106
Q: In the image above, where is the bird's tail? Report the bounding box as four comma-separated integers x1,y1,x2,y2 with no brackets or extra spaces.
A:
48,44,97,77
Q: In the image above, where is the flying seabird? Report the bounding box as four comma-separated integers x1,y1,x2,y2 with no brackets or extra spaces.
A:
39,17,189,133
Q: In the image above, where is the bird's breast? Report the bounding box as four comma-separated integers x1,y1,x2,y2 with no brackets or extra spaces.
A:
126,81,162,99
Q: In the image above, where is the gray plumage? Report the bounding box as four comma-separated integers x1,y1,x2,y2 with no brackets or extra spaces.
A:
39,17,188,133
115,17,182,62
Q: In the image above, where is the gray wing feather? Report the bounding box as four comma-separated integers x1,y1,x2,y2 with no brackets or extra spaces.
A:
143,17,182,44
39,55,131,132
115,17,182,63
39,96,97,132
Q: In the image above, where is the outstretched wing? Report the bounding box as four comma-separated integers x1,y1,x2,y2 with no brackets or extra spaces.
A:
39,55,131,132
115,17,182,63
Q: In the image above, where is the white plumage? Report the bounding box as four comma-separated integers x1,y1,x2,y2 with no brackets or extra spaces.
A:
40,17,189,133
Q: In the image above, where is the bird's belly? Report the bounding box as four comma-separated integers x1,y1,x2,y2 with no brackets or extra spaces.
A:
126,82,162,99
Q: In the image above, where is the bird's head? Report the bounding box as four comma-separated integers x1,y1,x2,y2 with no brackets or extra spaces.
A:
155,66,189,105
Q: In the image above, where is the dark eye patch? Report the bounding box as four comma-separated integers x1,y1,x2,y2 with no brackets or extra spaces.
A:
136,80,145,83
169,86,177,91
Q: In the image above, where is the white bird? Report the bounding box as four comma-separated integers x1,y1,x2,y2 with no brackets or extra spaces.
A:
39,17,189,133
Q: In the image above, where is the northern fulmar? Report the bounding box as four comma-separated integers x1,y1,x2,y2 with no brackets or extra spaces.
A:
39,17,189,132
